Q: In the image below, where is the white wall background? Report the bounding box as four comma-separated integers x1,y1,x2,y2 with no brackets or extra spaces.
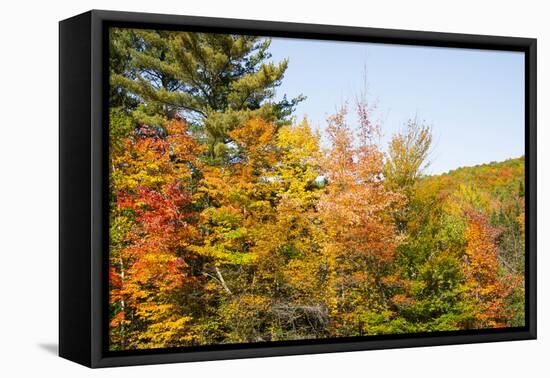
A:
0,0,546,376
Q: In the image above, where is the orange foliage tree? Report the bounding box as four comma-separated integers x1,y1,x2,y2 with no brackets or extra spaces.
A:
462,210,517,328
318,106,404,335
110,119,204,349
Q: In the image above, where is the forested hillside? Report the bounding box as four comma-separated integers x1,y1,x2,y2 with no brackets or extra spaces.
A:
107,28,525,350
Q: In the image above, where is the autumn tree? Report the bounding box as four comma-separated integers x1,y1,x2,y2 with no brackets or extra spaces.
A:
190,118,280,342
462,211,517,328
318,106,404,336
385,119,432,191
383,120,460,330
250,119,328,340
384,119,432,231
109,119,204,349
191,118,328,342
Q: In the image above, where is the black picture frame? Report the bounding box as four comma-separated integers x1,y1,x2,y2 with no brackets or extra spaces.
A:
59,9,537,368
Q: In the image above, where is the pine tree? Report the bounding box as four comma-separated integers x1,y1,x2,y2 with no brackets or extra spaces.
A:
109,28,303,164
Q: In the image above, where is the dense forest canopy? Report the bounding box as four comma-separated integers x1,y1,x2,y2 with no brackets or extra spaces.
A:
108,28,525,350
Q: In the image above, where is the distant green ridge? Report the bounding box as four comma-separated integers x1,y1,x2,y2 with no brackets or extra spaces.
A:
423,156,525,198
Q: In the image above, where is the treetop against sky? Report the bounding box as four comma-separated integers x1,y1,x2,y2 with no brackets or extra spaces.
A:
268,37,524,174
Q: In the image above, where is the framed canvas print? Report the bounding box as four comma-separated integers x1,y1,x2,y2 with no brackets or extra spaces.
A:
59,10,536,368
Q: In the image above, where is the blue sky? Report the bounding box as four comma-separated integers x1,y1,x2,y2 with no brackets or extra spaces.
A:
268,37,525,174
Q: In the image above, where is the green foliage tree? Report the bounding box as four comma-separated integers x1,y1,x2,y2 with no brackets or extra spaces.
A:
384,119,432,198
